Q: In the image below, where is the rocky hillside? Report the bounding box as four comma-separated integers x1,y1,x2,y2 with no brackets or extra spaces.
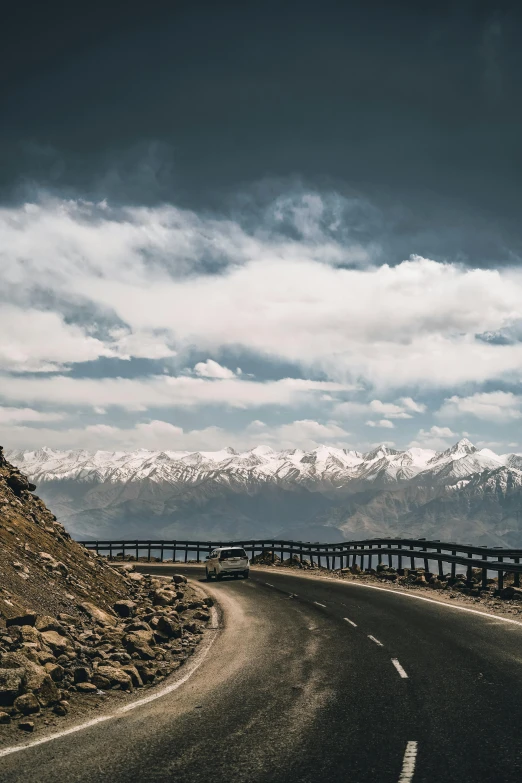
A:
0,447,211,736
7,440,522,545
0,446,126,623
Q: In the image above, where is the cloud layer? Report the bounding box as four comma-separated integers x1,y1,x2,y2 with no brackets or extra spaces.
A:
1,189,522,453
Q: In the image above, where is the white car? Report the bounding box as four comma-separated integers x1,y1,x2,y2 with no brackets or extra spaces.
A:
206,547,250,580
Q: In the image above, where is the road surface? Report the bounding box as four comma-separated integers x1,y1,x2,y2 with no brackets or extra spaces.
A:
2,565,522,782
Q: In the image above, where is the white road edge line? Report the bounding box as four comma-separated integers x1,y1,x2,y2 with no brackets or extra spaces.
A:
391,658,408,679
0,606,220,760
265,582,274,587
314,601,327,608
368,634,384,646
398,741,418,782
344,617,357,627
335,580,522,628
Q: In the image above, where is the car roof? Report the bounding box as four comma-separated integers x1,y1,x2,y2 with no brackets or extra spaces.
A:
216,546,244,550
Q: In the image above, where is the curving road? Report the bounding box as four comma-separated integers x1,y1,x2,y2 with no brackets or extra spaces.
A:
2,565,522,782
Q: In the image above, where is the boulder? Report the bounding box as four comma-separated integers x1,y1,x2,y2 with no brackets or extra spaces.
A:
1,652,59,707
94,665,133,691
72,666,91,684
121,665,143,687
6,612,37,628
152,589,176,607
0,667,24,706
45,663,64,682
18,720,35,732
113,600,137,618
13,692,40,715
79,602,117,627
157,616,182,638
40,630,69,654
172,574,188,585
76,682,98,694
35,616,67,634
0,711,11,724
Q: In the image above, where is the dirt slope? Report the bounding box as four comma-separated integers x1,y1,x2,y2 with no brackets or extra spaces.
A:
0,446,126,625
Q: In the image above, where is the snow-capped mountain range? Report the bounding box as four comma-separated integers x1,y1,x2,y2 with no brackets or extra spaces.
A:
6,439,522,546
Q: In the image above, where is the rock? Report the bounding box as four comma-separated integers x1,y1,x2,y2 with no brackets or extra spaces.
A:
94,665,133,691
0,711,11,724
123,633,156,661
157,616,182,638
202,597,214,607
73,666,91,684
1,653,59,707
128,572,144,582
40,631,69,654
172,574,187,585
35,616,66,634
13,692,40,715
350,565,362,575
6,612,37,628
79,602,117,627
113,600,137,618
152,589,176,607
18,720,35,732
45,663,64,682
193,611,210,622
75,682,97,694
0,667,24,706
499,586,522,600
121,665,143,687
53,703,68,716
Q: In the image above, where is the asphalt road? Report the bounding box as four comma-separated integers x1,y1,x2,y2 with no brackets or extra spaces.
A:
2,565,522,782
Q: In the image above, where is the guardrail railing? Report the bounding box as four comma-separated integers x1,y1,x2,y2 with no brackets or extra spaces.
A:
78,537,522,591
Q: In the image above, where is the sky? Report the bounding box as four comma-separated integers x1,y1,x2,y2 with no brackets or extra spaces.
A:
1,0,522,455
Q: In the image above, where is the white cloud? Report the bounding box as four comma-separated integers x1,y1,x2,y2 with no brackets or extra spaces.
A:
0,417,351,452
0,373,349,411
366,419,395,429
437,391,522,422
193,360,237,379
0,407,63,424
410,425,457,450
2,195,522,388
369,400,412,419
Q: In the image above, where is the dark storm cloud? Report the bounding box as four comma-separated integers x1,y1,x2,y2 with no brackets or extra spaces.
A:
1,0,521,265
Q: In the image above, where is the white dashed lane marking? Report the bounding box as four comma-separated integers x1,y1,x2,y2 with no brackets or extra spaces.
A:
391,659,408,679
344,618,357,627
314,601,327,608
265,583,274,587
398,741,418,782
368,635,384,647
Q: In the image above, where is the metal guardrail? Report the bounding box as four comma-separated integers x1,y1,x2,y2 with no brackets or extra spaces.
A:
78,537,522,591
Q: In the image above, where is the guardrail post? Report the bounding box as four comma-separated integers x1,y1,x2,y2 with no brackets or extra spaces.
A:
387,546,392,568
368,544,373,571
514,558,520,588
451,551,456,579
352,545,357,568
466,552,473,583
184,545,188,563
196,542,200,563
498,562,504,592
377,544,382,566
422,546,428,574
481,552,488,589
397,543,402,571
109,542,113,561
437,548,444,579
360,551,364,571
135,541,139,561
409,544,415,570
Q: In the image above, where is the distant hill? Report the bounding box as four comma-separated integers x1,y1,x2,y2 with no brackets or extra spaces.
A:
6,439,522,546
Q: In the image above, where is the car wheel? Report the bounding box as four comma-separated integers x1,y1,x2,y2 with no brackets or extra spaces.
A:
216,572,223,581
206,568,213,582
243,570,250,579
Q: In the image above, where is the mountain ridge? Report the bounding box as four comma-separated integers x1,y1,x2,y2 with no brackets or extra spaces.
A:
5,440,522,546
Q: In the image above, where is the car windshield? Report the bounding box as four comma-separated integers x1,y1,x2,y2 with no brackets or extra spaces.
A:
220,549,246,559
